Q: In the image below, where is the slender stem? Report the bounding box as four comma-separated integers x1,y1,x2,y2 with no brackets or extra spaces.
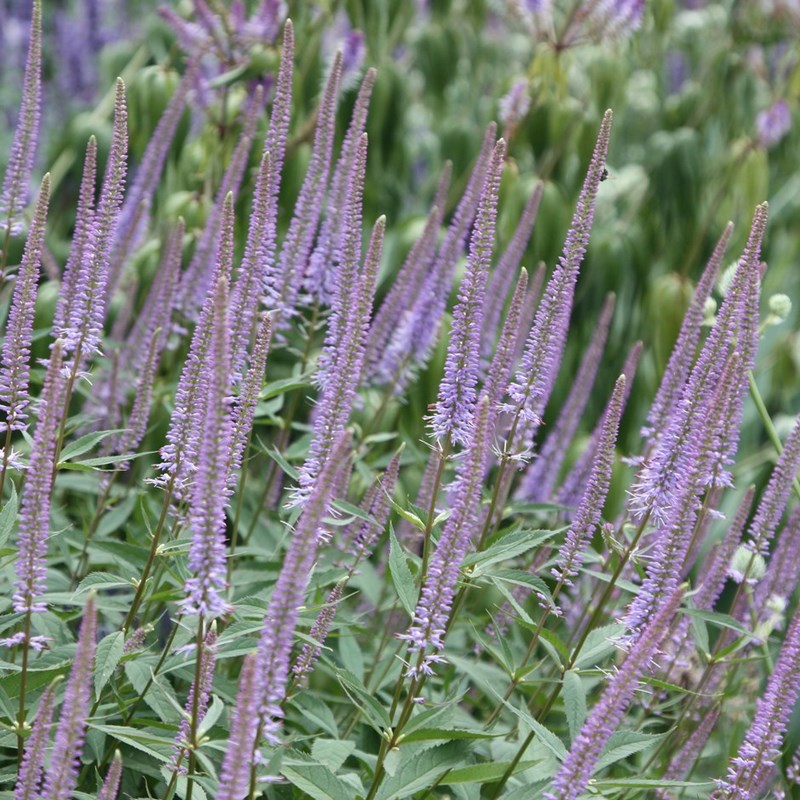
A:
0,426,14,498
16,610,32,760
185,618,205,800
421,439,450,579
123,478,175,633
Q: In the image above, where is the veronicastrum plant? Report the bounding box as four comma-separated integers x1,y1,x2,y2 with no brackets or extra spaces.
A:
0,1,799,799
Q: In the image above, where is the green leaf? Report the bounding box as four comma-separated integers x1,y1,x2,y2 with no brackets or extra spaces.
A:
594,730,668,772
260,372,313,401
75,572,134,594
331,499,379,527
487,688,568,762
311,739,356,772
336,669,390,732
264,445,299,479
572,624,622,669
562,670,586,744
58,429,125,463
94,631,124,701
400,728,502,743
197,694,225,738
462,529,557,574
442,759,543,784
388,529,417,618
0,484,18,548
389,498,425,532
377,741,469,800
88,724,173,762
281,766,356,800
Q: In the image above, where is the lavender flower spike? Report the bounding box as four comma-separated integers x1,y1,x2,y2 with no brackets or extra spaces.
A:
643,222,733,441
481,181,544,356
431,138,506,445
216,654,259,800
553,375,625,590
226,312,273,492
545,586,683,800
64,78,128,361
292,582,344,684
0,0,41,238
151,193,235,500
12,341,64,615
53,137,97,336
254,432,351,747
170,628,217,773
518,292,616,502
41,596,97,800
266,52,342,327
712,608,800,798
15,684,56,800
97,752,123,800
504,110,612,459
744,412,800,558
402,395,491,677
0,174,50,433
182,278,233,619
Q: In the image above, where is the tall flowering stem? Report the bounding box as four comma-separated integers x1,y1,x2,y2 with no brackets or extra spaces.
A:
97,752,123,800
41,596,97,800
0,0,41,248
711,609,800,798
504,109,612,459
62,78,128,363
430,138,506,446
481,181,543,356
544,587,683,800
223,431,348,776
518,291,616,502
643,222,733,441
0,174,50,493
182,278,233,619
402,396,492,677
14,683,55,800
266,52,342,326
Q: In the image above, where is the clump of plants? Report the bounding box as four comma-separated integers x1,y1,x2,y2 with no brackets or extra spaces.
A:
0,1,799,798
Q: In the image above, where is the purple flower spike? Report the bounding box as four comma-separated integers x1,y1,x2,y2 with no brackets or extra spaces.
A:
111,62,197,262
755,505,800,622
15,684,55,800
504,110,612,459
402,396,492,677
366,162,452,380
170,629,218,773
177,85,262,318
658,706,721,796
256,431,351,745
557,341,641,509
53,137,98,337
545,586,683,800
152,193,235,500
629,203,767,526
518,292,616,502
265,52,342,329
0,0,41,238
553,374,626,590
226,312,273,491
217,654,259,800
292,582,344,683
431,138,506,445
41,596,97,800
481,181,543,356
305,68,376,305
97,752,123,800
712,609,800,798
64,79,128,362
745,413,800,558
347,449,402,558
182,278,233,619
12,340,64,615
643,223,733,442
483,267,529,418
0,174,50,433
